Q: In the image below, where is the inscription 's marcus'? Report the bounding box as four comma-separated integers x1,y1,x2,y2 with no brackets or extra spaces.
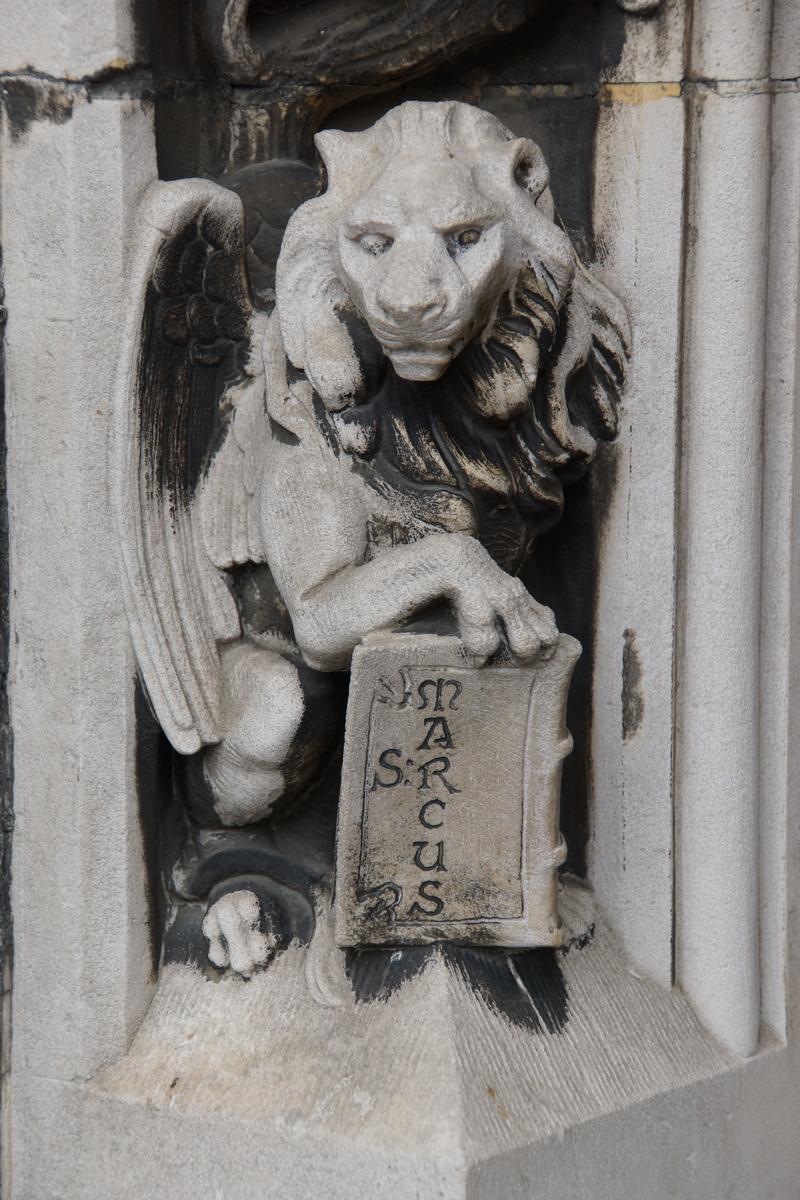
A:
335,633,578,950
352,662,529,931
336,634,579,949
369,677,462,920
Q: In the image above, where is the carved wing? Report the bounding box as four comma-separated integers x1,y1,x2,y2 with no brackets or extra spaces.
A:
112,179,268,755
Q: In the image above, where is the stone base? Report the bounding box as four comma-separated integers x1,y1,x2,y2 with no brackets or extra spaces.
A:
14,896,800,1198
14,893,771,1200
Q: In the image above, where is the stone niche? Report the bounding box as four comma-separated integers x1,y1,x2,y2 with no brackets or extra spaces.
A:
2,1,800,1198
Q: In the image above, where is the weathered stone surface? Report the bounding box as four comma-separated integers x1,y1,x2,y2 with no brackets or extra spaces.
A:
675,82,771,1060
336,633,579,948
44,922,740,1200
5,1,800,1196
196,0,549,90
0,0,140,78
2,94,157,1086
112,99,628,979
589,86,686,989
760,88,800,1040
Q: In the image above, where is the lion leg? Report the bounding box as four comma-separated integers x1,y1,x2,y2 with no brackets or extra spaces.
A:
179,639,343,976
195,639,341,828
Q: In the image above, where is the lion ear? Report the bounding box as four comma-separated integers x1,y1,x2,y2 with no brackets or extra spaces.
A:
507,138,555,220
315,128,381,193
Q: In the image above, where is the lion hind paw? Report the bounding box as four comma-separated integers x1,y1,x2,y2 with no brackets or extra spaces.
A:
201,889,277,978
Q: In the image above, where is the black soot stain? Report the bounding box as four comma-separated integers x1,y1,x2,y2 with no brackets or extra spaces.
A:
3,80,76,142
622,627,644,740
134,677,172,977
345,944,568,1034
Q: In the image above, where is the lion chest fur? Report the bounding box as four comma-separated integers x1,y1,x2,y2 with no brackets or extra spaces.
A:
296,326,558,576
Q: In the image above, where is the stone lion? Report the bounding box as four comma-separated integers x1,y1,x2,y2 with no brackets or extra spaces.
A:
114,100,628,975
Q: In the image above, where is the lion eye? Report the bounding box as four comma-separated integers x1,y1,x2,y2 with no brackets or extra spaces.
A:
358,232,393,256
459,228,482,246
446,228,483,257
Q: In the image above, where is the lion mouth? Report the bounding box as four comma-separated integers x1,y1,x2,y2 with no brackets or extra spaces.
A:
387,348,455,380
371,324,467,380
370,317,464,349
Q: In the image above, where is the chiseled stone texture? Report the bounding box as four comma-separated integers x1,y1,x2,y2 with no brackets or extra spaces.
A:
760,88,800,1042
675,81,771,1060
689,0,773,80
773,0,800,79
3,1,800,1196
0,0,140,78
2,93,158,1085
12,919,800,1199
589,86,685,992
57,922,735,1200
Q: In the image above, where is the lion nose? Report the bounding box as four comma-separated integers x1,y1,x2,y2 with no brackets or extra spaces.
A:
377,291,445,325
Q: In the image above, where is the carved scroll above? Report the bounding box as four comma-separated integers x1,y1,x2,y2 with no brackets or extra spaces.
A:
197,0,550,89
616,0,662,11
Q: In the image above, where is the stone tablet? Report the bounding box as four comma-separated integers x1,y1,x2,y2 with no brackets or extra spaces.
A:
334,632,580,948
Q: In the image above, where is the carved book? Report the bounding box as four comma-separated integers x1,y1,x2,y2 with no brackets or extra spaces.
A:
335,632,580,947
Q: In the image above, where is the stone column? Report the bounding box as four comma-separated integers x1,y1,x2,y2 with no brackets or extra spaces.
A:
674,0,774,1058
757,0,800,1044
590,3,687,991
0,4,158,1181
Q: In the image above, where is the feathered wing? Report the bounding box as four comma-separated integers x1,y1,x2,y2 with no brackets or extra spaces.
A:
112,179,268,755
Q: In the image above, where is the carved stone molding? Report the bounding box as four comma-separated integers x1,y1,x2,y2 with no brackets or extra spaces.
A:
616,0,662,12
197,0,550,88
195,0,552,160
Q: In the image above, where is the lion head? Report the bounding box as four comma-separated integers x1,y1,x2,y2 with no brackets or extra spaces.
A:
275,100,629,536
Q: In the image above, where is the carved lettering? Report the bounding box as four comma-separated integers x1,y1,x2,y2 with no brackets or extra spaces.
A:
408,880,445,918
370,747,404,790
418,755,461,793
359,882,402,919
376,668,413,710
418,798,445,829
417,678,462,712
412,840,447,872
417,716,454,750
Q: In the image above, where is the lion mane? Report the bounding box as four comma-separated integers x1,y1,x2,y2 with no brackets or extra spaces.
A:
275,101,630,538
